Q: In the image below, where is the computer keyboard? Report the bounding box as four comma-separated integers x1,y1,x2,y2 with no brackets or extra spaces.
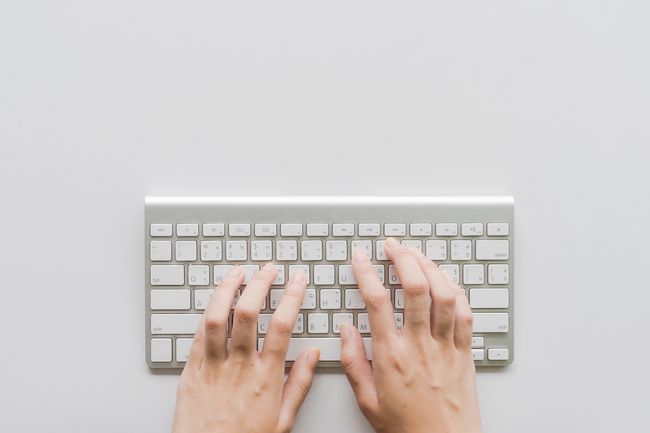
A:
145,196,514,368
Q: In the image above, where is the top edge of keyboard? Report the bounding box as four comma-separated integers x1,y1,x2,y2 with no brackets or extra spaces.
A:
145,196,515,206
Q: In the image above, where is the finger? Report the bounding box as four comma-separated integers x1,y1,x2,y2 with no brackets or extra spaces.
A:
184,316,206,371
412,249,457,342
340,324,379,419
451,282,473,349
383,237,431,336
276,348,320,433
230,263,276,358
262,271,307,363
351,249,397,343
203,266,243,363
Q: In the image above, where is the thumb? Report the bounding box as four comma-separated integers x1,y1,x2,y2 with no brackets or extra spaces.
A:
276,348,319,433
340,324,380,419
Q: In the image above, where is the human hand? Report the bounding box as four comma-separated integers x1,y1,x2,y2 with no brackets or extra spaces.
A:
172,264,320,433
340,237,482,433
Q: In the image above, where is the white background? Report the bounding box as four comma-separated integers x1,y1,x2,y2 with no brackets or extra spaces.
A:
1,1,649,432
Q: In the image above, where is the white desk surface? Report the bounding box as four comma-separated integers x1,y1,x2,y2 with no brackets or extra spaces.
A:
1,1,649,432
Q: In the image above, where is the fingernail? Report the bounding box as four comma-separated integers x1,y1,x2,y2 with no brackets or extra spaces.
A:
386,237,399,247
353,249,369,262
413,249,426,258
230,266,242,276
263,263,274,271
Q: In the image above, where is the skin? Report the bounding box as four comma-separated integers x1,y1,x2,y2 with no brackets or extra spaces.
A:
173,237,481,433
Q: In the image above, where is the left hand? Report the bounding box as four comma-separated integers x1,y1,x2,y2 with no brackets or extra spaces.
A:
172,264,320,433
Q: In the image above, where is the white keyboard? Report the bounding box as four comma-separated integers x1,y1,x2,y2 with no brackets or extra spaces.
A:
145,196,514,368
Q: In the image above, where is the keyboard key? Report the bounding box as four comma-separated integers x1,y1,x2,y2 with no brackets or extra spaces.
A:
357,313,370,334
226,241,247,261
425,240,447,260
150,289,191,310
472,313,509,333
229,223,251,237
333,313,354,333
410,223,432,236
150,224,172,237
241,264,260,285
151,313,201,334
202,223,225,237
326,241,347,261
488,264,509,284
177,223,199,237
401,239,423,252
438,264,460,284
254,223,277,237
150,241,172,261
257,314,272,334
394,289,404,309
194,289,214,310
332,223,355,236
345,289,365,309
258,337,373,361
471,336,484,348
339,265,384,285
276,240,298,261
288,265,310,284
251,240,273,261
150,338,172,362
151,265,184,286
384,223,406,236
351,240,372,259
280,223,302,236
476,240,509,260
306,223,328,236
313,264,335,285
270,289,316,310
472,349,485,361
487,223,509,236
301,289,317,309
358,223,380,236
394,313,404,331
176,338,194,362
308,313,329,334
487,348,510,361
188,265,210,286
301,240,323,261
461,223,483,237
463,264,484,285
175,241,197,261
320,289,341,309
451,240,472,261
470,288,509,309
213,265,233,285
272,265,285,285
269,289,283,309
436,223,458,236
200,241,222,261
293,314,304,333
388,265,400,285
375,240,388,260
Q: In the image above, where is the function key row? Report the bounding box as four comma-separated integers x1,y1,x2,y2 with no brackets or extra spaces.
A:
151,222,510,238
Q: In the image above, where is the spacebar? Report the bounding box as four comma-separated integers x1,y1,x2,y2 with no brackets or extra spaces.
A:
258,337,373,361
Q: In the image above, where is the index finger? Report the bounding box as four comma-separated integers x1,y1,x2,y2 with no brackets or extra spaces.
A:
351,249,397,343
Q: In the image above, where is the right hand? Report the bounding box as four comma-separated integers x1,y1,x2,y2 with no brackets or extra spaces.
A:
340,237,482,433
